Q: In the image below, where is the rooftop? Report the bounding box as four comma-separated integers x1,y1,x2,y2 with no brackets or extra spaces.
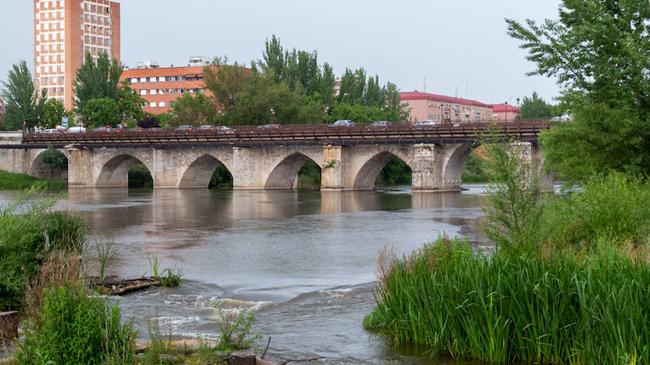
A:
400,91,489,108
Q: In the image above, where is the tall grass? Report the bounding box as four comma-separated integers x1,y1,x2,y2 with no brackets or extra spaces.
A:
0,170,66,191
364,238,650,363
0,192,86,310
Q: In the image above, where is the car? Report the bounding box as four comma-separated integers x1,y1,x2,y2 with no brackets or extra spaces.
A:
176,125,193,131
369,120,391,128
216,126,235,133
93,126,112,132
42,128,63,134
199,124,216,130
257,124,281,129
330,120,355,127
67,126,87,133
452,122,461,127
413,120,439,127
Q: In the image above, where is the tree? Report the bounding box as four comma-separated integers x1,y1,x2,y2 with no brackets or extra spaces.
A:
507,0,650,181
116,81,146,124
1,61,45,131
73,52,123,113
519,92,553,120
170,93,219,126
81,98,120,127
42,99,65,129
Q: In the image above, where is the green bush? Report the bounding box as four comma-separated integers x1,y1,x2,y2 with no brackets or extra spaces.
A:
365,238,650,364
377,157,411,186
297,160,321,190
0,195,86,310
209,164,234,189
541,172,650,249
461,152,488,183
128,163,153,189
18,283,136,365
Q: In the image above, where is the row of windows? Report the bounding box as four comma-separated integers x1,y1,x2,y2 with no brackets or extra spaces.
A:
38,55,64,64
39,76,65,86
138,88,204,96
37,10,64,20
37,0,63,10
38,65,65,74
38,21,64,31
130,75,203,83
84,2,112,15
38,32,64,42
39,87,65,96
84,36,112,47
147,101,168,108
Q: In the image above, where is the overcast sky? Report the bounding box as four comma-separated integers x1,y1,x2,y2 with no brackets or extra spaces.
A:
0,0,562,104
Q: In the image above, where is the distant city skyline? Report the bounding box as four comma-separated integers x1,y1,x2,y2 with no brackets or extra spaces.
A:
1,0,562,105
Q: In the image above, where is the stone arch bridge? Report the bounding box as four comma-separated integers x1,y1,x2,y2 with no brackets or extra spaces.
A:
0,122,552,191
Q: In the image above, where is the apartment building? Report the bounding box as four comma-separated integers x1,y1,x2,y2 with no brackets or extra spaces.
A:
400,91,493,123
120,57,211,115
33,0,121,110
491,103,521,121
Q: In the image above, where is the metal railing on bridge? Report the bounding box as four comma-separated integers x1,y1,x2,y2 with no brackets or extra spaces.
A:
15,120,551,149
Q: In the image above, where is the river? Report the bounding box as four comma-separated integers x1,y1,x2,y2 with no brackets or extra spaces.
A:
0,186,489,364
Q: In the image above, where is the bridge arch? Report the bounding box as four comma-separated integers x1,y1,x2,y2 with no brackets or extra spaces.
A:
265,152,321,190
30,148,69,181
179,154,234,189
442,143,477,190
96,153,154,188
353,151,414,191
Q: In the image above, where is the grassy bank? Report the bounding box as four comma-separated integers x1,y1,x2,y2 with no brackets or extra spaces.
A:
365,140,650,363
0,170,66,191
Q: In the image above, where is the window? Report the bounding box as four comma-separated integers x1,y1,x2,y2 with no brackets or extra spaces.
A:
158,102,166,108
158,76,166,82
150,89,157,96
139,77,146,83
139,90,147,96
149,102,156,108
131,78,138,83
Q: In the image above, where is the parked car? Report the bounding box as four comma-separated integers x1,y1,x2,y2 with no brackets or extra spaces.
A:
176,125,193,131
216,126,235,133
67,126,87,133
330,120,355,127
413,119,439,127
42,128,63,134
199,124,216,130
93,126,112,132
257,124,281,129
369,120,391,128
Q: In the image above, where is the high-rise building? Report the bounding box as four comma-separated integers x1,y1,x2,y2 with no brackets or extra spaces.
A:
33,0,121,111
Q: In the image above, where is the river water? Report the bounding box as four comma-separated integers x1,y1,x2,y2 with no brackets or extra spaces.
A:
0,186,489,364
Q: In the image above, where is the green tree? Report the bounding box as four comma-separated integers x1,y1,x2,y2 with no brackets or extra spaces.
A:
42,99,65,129
116,81,145,124
519,92,553,120
507,1,650,181
81,98,120,127
1,61,46,131
171,93,218,126
73,52,123,113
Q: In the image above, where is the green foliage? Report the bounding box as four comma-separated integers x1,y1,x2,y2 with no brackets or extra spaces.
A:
297,160,321,190
117,81,146,124
18,283,136,365
149,256,182,288
215,307,260,353
1,61,46,131
519,91,553,120
542,173,650,250
0,193,85,310
128,163,153,189
540,101,649,181
170,93,219,127
365,238,650,364
0,170,66,191
209,164,233,189
73,52,123,113
461,151,488,183
42,99,66,129
329,103,384,123
377,157,411,186
41,147,68,170
507,1,650,181
482,142,542,251
82,98,121,127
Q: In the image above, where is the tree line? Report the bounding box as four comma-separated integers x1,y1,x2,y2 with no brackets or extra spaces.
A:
0,35,409,130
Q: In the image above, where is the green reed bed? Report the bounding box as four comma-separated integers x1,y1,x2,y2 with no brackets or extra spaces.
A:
364,239,650,364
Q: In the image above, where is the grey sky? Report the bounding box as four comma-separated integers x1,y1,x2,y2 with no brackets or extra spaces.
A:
0,0,561,104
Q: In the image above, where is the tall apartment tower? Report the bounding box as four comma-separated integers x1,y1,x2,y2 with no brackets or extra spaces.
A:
33,0,121,111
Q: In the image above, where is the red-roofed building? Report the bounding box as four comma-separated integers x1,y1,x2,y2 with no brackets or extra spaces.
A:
491,103,520,121
400,91,493,123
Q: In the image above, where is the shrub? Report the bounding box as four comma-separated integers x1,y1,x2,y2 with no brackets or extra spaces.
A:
365,238,650,364
18,283,137,365
0,170,66,191
0,193,86,310
541,172,650,250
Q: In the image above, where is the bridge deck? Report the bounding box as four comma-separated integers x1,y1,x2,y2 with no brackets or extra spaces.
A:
10,121,550,149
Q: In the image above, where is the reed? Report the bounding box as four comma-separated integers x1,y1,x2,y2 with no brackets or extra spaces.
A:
365,238,650,364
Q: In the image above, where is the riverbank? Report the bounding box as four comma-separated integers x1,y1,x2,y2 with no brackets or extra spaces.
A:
0,170,66,191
